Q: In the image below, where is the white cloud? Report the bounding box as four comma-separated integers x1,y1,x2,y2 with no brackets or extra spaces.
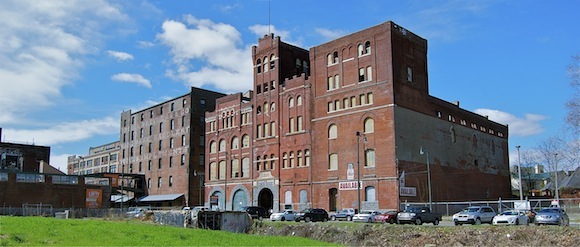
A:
474,108,545,137
111,73,152,88
137,41,155,48
50,153,73,174
315,28,347,41
107,50,134,61
2,117,119,146
0,0,126,124
157,15,253,92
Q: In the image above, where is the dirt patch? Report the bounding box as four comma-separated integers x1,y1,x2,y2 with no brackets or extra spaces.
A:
251,222,580,246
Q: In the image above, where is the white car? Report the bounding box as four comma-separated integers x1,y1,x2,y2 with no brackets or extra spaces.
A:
352,210,382,223
492,210,529,226
269,210,297,221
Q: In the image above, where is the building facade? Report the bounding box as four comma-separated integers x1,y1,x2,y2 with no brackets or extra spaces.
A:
204,21,511,213
67,141,121,175
1,128,51,173
120,87,225,207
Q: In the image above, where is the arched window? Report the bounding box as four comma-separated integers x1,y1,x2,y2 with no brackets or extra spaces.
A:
285,190,292,204
242,158,250,177
242,134,249,148
283,152,288,168
256,105,262,114
358,44,364,56
210,162,217,180
364,41,371,54
231,136,239,150
271,102,275,112
256,59,262,73
264,102,269,113
210,141,217,153
366,66,372,81
219,160,226,180
289,97,294,107
329,153,338,170
299,190,308,204
333,51,338,63
270,54,275,70
289,152,295,168
305,150,311,167
297,95,303,106
297,150,303,167
365,186,376,201
327,53,333,65
231,158,240,178
364,118,374,133
328,124,338,139
263,56,269,72
219,139,226,152
365,149,376,167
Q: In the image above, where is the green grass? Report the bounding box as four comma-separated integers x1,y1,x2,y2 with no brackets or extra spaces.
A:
0,216,339,246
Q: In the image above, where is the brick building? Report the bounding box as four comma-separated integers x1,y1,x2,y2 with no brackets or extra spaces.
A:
119,87,225,207
204,21,511,213
1,128,51,173
67,141,121,175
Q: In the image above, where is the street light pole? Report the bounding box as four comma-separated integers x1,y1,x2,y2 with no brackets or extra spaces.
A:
516,145,523,201
356,131,361,214
420,146,432,211
554,153,559,203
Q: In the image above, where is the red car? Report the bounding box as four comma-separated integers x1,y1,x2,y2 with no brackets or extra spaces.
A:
375,210,398,224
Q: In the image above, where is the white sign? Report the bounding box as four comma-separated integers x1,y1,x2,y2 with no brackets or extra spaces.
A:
347,163,354,180
399,186,416,196
339,181,362,190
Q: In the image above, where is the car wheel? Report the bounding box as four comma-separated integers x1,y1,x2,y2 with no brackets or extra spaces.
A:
474,218,481,225
346,215,352,221
454,221,460,226
389,218,395,224
397,219,401,224
305,216,311,222
434,219,440,225
330,215,336,221
258,216,263,221
281,217,285,221
323,217,328,222
414,218,423,225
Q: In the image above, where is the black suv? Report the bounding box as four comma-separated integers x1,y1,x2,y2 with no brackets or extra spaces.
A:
295,208,329,222
241,206,269,220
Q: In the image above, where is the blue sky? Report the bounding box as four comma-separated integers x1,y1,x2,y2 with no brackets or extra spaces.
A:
0,0,578,173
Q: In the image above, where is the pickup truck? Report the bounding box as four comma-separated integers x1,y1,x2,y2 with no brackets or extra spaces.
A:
396,206,442,225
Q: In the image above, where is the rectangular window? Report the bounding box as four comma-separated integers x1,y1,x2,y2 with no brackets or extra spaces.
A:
159,140,162,150
158,158,162,169
170,138,174,148
289,117,295,133
169,156,173,168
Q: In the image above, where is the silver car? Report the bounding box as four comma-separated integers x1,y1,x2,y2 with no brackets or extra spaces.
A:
452,206,496,225
534,208,569,226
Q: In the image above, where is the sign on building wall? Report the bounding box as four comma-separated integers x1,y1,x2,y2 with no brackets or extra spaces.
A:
347,163,354,180
85,188,103,208
399,187,416,197
339,181,362,190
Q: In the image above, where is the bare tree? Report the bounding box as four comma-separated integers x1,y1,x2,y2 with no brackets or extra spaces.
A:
566,55,579,135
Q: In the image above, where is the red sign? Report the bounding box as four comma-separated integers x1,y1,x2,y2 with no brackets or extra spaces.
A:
85,189,103,208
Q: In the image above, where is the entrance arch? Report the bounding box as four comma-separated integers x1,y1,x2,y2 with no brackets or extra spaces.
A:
329,188,338,212
258,188,273,211
232,189,248,211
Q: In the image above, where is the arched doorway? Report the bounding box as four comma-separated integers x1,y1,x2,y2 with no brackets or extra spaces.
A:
258,188,273,211
211,191,224,211
232,189,248,211
329,188,338,212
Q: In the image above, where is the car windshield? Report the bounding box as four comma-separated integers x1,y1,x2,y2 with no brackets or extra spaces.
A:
360,210,373,214
501,211,518,216
461,207,480,213
405,207,423,213
339,209,350,213
539,208,560,213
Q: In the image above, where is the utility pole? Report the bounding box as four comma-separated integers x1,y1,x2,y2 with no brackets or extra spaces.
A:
516,145,523,201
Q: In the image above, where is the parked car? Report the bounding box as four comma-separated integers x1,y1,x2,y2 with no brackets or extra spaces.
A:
295,208,329,222
269,210,297,221
452,206,496,225
330,208,356,221
352,210,382,223
534,207,569,226
241,206,269,220
492,210,529,226
126,207,148,218
375,210,398,224
397,207,442,225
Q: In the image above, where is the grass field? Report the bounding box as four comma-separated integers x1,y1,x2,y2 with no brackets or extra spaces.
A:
0,216,339,246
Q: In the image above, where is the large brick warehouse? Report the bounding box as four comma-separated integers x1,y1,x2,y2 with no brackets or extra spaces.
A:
204,21,511,213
